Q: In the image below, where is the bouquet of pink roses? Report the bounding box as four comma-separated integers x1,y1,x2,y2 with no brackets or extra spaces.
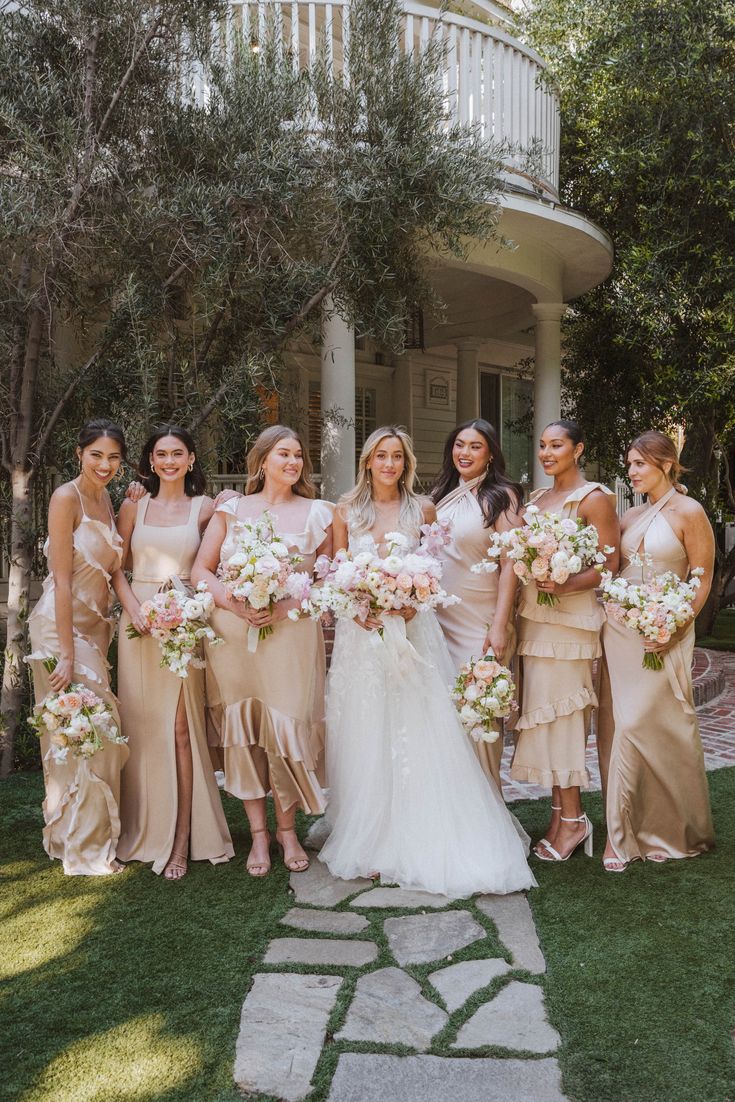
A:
601,553,704,670
217,511,312,651
126,580,222,678
28,661,126,764
451,652,517,744
310,521,459,627
473,504,613,607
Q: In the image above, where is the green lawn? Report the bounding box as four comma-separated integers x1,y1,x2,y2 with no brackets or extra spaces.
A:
698,607,735,652
1,770,734,1102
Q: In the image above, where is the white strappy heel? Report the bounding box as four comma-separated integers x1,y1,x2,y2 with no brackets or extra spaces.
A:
533,804,561,856
535,813,593,861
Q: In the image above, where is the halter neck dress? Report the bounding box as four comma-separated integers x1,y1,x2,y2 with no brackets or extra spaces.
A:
602,487,714,860
27,482,129,875
205,497,334,813
116,494,234,872
435,474,516,790
511,482,614,790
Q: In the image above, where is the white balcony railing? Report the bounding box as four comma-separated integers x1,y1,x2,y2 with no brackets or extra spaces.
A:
190,0,560,197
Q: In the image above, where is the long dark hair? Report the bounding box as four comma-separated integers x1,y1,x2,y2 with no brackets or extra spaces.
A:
78,419,127,459
431,419,523,528
138,424,207,497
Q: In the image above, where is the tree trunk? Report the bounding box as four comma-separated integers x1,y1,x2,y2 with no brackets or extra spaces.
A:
0,467,35,777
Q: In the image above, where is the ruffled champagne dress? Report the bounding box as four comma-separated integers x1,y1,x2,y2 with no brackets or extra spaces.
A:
319,516,536,900
511,482,614,789
602,487,714,861
206,498,333,812
117,495,234,872
27,484,129,875
436,475,516,789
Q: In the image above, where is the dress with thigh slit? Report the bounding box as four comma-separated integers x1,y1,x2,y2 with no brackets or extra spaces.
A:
117,494,234,872
603,487,714,861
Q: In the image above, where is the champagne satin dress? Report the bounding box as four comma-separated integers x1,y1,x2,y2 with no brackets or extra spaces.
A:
435,475,515,789
117,495,234,872
511,483,614,789
27,484,129,876
603,487,714,861
206,498,333,813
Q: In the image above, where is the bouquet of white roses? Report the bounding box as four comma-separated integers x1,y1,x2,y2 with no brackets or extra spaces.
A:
126,580,223,678
310,522,459,627
473,504,613,607
217,511,312,651
601,553,704,670
451,652,516,744
28,663,126,764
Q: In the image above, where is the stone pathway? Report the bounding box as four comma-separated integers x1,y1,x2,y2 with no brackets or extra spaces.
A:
234,824,564,1102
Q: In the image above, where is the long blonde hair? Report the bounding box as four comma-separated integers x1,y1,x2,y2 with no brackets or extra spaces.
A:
342,425,424,535
246,425,316,498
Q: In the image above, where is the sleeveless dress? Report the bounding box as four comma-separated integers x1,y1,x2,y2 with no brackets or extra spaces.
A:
27,484,129,876
436,475,516,790
511,482,614,789
602,488,714,861
116,494,234,872
205,498,333,813
319,517,536,900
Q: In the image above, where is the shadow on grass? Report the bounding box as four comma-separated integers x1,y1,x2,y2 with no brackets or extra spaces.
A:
0,774,292,1102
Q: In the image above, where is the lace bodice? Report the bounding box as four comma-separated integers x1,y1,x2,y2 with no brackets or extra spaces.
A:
347,523,420,557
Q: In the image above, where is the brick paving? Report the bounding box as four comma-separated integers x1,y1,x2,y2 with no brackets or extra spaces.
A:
500,648,735,802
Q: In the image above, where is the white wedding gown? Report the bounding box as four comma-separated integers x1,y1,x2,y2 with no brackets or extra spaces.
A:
319,528,536,899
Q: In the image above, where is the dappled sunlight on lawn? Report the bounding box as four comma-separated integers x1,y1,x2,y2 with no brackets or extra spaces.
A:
29,1013,204,1101
0,890,95,979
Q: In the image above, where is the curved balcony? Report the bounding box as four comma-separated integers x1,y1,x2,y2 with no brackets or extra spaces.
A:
198,1,560,198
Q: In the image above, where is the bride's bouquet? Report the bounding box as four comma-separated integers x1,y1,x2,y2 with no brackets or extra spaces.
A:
126,580,222,678
310,521,459,627
29,662,126,764
452,652,517,744
473,504,612,607
217,511,312,651
601,553,704,670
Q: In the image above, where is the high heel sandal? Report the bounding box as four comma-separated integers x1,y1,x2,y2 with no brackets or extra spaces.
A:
533,804,561,857
275,829,310,873
602,854,628,873
535,813,594,862
246,828,271,878
163,851,188,880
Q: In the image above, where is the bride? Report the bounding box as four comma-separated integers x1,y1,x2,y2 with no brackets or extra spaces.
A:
319,426,536,899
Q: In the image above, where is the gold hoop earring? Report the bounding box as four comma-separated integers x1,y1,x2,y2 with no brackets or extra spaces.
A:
258,468,265,480
188,461,194,472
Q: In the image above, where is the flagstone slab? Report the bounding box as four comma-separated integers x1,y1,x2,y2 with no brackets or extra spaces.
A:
327,1054,567,1102
280,907,369,935
290,859,372,906
234,972,341,1102
351,887,451,909
305,816,331,851
264,937,377,967
452,981,560,1053
336,967,447,1050
384,910,485,965
476,893,546,973
428,957,511,1012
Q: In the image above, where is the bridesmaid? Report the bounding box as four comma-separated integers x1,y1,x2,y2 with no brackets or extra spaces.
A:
27,419,131,875
192,425,333,877
115,425,234,879
511,420,619,861
601,431,715,870
431,419,524,789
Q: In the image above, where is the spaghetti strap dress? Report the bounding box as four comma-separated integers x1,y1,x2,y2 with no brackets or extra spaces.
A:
603,487,714,860
26,484,129,875
511,482,614,789
117,494,234,872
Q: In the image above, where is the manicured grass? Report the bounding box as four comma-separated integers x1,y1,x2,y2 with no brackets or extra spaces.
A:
1,770,734,1102
698,607,735,652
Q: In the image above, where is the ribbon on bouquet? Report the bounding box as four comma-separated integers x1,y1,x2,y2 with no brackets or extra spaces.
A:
247,625,260,654
376,614,430,672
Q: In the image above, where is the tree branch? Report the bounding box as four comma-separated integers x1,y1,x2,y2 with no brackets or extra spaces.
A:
94,16,166,150
32,350,101,468
0,424,10,474
84,24,101,128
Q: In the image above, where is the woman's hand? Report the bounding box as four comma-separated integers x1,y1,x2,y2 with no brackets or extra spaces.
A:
389,606,417,623
535,577,572,597
355,612,384,631
124,600,150,636
227,599,272,627
483,621,509,660
125,481,147,503
262,598,301,625
643,624,688,656
213,489,241,508
48,655,74,693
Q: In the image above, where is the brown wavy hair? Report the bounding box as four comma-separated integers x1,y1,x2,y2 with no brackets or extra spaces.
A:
245,425,316,498
628,430,688,494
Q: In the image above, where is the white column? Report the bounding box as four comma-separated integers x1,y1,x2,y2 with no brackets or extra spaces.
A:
532,302,566,489
320,298,355,500
392,353,413,434
455,340,480,424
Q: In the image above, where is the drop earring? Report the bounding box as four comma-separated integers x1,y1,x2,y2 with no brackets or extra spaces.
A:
188,460,194,472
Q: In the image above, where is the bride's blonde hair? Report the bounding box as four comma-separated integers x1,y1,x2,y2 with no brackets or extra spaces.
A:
342,425,424,535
